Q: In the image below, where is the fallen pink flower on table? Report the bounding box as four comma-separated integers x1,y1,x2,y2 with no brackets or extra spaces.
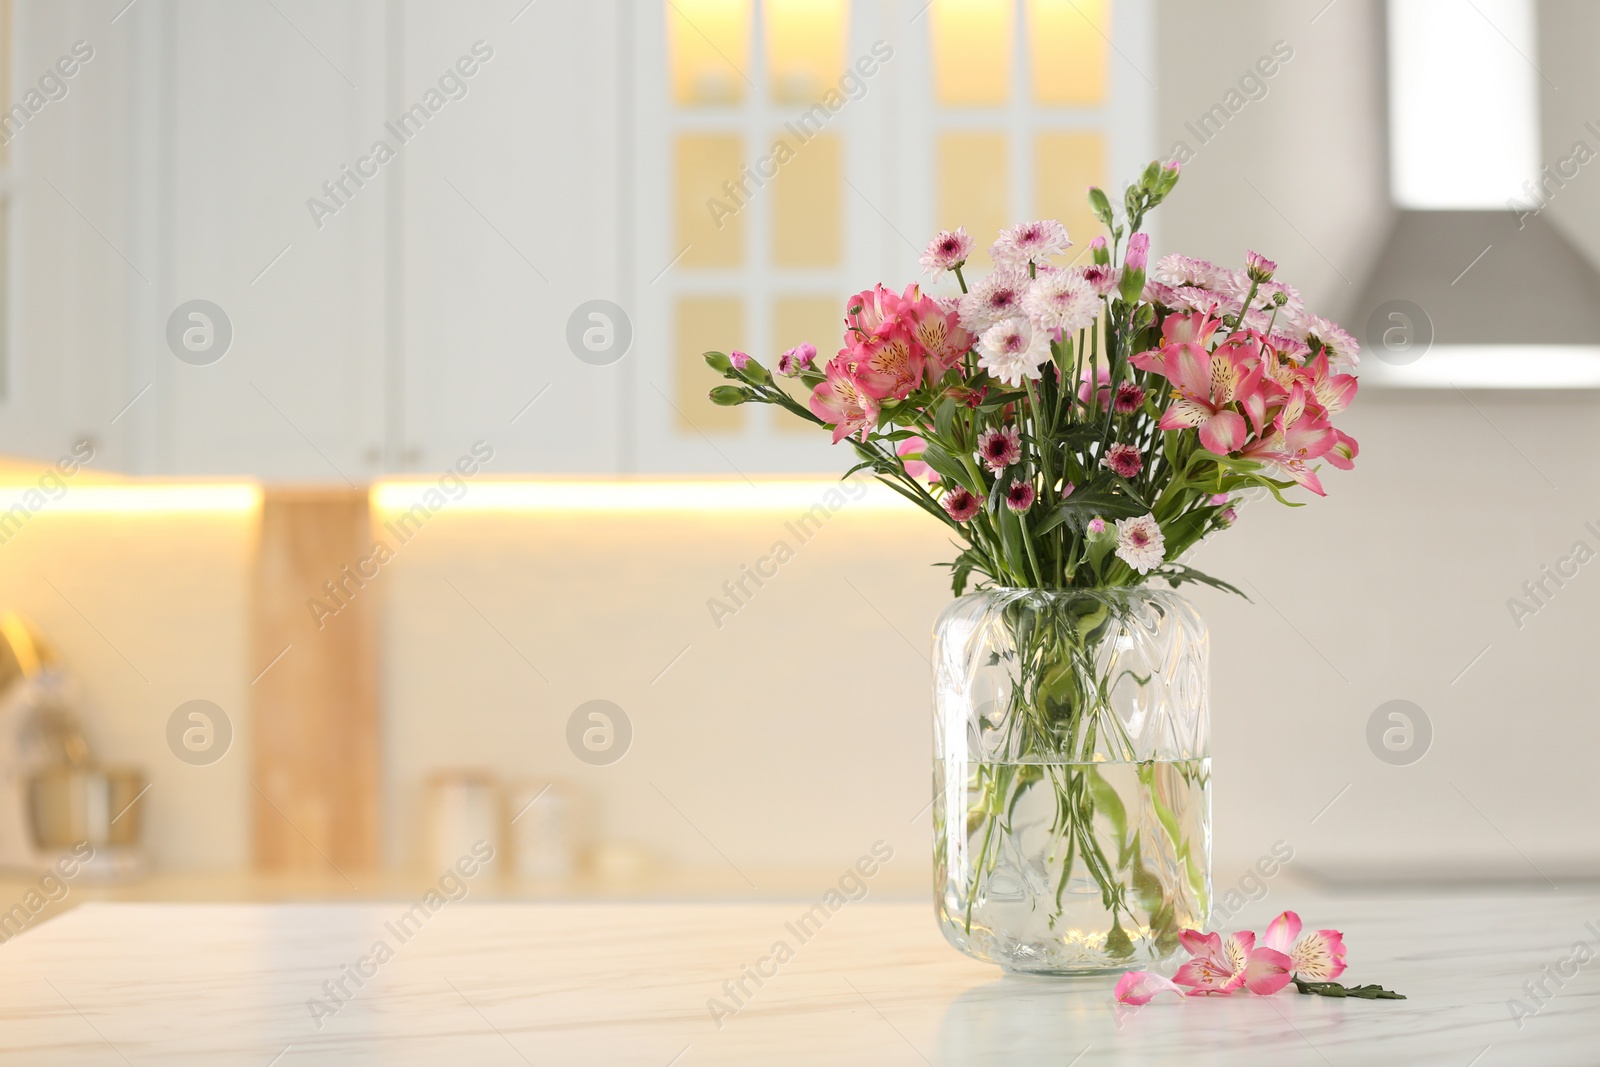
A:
1262,910,1347,982
1114,969,1185,1005
1114,910,1355,1004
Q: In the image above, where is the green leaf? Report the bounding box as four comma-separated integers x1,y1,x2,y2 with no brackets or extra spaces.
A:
1033,482,1148,537
1293,977,1407,1000
1156,563,1249,600
919,443,973,491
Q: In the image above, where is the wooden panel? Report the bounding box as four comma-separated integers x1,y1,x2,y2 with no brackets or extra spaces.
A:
252,489,379,874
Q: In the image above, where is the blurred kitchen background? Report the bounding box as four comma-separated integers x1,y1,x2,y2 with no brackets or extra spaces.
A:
0,0,1596,912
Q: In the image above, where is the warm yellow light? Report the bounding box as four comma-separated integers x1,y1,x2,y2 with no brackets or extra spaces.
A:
765,0,848,103
1027,0,1109,106
666,0,752,105
371,479,913,513
0,484,261,514
931,0,1012,106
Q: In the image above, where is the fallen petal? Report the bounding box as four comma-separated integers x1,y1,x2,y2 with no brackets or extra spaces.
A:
1114,970,1186,1006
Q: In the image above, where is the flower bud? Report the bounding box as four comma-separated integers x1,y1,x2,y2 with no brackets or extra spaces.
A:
1125,232,1150,272
709,385,751,406
1245,250,1277,283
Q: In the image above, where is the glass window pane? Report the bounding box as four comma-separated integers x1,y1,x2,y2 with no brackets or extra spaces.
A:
676,134,744,268
938,132,1008,267
676,296,746,432
1034,131,1106,254
1027,0,1109,106
772,296,840,429
772,132,841,268
666,0,752,106
765,0,848,104
930,0,1012,106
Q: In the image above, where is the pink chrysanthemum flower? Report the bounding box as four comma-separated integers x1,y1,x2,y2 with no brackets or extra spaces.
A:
990,219,1071,270
1113,382,1145,413
1208,493,1229,506
1086,517,1107,534
1170,286,1227,316
920,227,974,276
1304,315,1362,372
1004,480,1036,513
1245,249,1277,283
941,486,983,522
1152,254,1222,289
1142,280,1179,307
1079,263,1121,297
1101,442,1143,479
958,268,1031,334
976,425,1022,473
1114,513,1165,574
729,350,751,371
1023,271,1099,336
776,342,816,376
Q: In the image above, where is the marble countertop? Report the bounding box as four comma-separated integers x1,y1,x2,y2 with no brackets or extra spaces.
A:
1,891,1596,1064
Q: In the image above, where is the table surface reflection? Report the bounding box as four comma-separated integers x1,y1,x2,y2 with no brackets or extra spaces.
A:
0,892,1595,1064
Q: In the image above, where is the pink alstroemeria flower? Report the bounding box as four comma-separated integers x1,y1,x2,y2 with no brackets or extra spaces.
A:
844,284,904,337
1262,911,1347,982
1130,338,1253,455
1174,930,1294,997
896,436,939,483
850,330,926,401
808,358,880,444
1237,384,1337,495
902,285,973,374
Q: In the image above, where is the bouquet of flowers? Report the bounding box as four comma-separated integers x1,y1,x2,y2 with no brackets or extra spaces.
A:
705,159,1360,596
705,159,1362,973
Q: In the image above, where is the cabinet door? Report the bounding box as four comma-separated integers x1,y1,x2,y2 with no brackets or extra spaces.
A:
154,0,389,480
398,0,624,474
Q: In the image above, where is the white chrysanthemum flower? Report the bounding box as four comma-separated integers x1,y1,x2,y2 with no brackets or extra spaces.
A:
990,219,1071,270
958,268,1031,334
1114,513,1166,575
1022,272,1099,335
1152,254,1224,289
977,317,1051,387
1304,315,1362,371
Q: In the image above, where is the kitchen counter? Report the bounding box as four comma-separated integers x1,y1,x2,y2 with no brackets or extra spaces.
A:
0,890,1596,1064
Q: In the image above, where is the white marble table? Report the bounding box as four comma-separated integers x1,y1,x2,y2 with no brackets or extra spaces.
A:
0,892,1596,1064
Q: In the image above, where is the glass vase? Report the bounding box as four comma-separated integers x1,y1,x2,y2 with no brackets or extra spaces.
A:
932,586,1211,975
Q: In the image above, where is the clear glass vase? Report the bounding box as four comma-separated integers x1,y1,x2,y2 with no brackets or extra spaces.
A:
933,586,1211,975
